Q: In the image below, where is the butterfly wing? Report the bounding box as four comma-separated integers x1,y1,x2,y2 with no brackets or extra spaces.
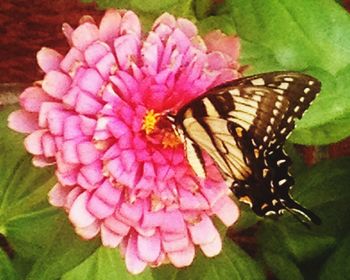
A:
172,71,321,224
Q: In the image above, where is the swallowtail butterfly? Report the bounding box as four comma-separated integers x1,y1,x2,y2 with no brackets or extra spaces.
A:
168,71,321,225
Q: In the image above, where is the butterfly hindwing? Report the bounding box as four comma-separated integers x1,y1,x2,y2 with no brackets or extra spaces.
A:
171,71,321,225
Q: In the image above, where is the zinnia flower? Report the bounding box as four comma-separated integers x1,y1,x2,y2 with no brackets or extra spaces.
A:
8,9,241,274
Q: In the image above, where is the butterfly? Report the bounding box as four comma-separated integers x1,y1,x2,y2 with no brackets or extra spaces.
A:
167,71,322,226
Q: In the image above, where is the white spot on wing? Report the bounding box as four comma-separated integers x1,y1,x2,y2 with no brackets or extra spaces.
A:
304,87,310,94
284,77,294,82
278,82,289,90
294,106,300,113
251,78,265,86
273,88,284,94
278,179,287,185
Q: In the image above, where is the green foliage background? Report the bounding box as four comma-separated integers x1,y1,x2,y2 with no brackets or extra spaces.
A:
1,0,350,279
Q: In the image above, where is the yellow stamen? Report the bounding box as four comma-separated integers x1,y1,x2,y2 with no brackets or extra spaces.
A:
162,131,181,148
142,109,160,135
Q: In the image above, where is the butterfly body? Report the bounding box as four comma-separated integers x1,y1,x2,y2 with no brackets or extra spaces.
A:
168,71,321,225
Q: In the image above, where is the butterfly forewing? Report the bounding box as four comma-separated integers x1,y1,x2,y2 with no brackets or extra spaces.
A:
171,71,321,225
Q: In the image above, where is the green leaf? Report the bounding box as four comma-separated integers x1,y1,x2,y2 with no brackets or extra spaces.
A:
320,234,350,280
230,0,350,73
258,157,350,279
130,0,179,13
62,247,153,280
291,158,350,238
194,0,213,19
0,106,55,224
5,208,62,259
202,239,265,280
198,14,237,35
26,214,100,280
289,66,350,144
0,248,20,280
153,238,264,280
0,106,60,260
226,0,350,144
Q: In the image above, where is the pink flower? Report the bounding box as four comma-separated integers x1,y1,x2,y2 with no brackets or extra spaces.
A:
8,10,241,274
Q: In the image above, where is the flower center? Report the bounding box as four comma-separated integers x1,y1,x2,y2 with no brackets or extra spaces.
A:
141,109,160,135
141,109,181,148
162,131,181,148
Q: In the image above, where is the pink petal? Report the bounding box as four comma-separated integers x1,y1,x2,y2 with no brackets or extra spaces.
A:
212,196,239,226
204,30,240,62
94,179,122,206
114,34,140,70
38,102,65,128
64,186,83,209
48,183,71,207
42,133,57,157
19,87,54,112
107,119,129,138
62,86,79,107
8,110,39,133
101,224,123,248
80,116,96,136
119,201,143,224
33,155,55,167
179,189,209,210
200,230,222,257
56,151,79,173
84,42,110,67
77,142,100,165
75,91,103,115
78,68,104,94
37,47,63,73
75,220,100,239
160,209,186,233
72,22,99,51
141,209,165,228
62,139,81,164
104,215,130,236
99,9,122,43
60,47,84,73
62,22,74,45
80,161,104,185
56,169,77,186
63,116,84,140
152,13,176,30
167,242,195,268
120,11,141,37
125,233,147,274
87,193,115,219
188,214,217,245
42,71,72,99
162,233,189,252
137,231,161,262
69,192,96,228
24,129,46,155
96,53,117,79
47,109,71,135
177,18,197,38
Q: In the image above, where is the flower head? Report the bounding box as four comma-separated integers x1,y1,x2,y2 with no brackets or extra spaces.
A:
8,10,241,274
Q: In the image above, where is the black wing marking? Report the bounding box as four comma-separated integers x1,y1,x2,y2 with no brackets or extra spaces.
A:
172,71,321,225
